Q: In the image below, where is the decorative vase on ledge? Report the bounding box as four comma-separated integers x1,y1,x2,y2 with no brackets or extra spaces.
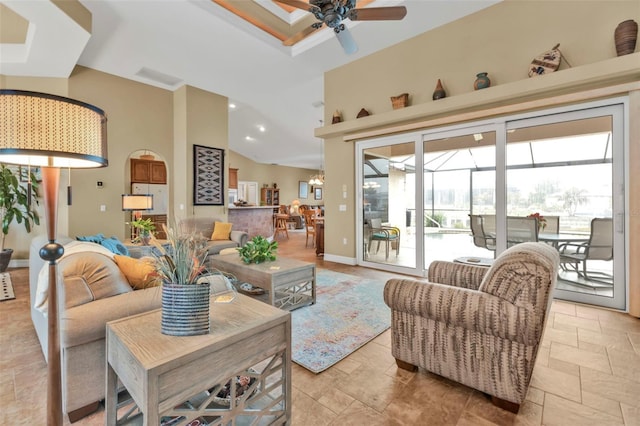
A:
474,72,491,90
432,79,446,100
614,19,638,56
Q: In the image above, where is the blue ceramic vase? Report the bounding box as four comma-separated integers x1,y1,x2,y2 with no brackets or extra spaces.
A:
474,72,491,90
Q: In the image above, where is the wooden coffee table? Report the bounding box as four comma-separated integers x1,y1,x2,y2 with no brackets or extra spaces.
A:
105,294,291,425
210,255,316,311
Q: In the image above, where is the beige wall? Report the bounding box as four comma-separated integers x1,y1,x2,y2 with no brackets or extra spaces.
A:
228,150,318,206
321,0,639,314
178,85,229,221
68,66,175,237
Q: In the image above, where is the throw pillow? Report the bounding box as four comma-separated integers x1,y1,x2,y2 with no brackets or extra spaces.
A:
113,255,160,290
100,236,130,256
76,233,106,243
76,234,130,256
211,222,233,241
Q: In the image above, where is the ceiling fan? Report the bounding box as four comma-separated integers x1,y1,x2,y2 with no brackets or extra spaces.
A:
275,0,407,54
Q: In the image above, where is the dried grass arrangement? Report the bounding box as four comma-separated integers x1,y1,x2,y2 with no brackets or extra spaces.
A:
151,225,208,285
390,93,409,109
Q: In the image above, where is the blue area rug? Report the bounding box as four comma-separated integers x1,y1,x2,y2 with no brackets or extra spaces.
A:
291,269,390,373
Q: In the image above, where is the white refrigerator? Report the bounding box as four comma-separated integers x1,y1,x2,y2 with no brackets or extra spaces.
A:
132,183,168,215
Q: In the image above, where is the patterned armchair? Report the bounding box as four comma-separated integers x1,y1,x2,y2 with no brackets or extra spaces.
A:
383,242,559,413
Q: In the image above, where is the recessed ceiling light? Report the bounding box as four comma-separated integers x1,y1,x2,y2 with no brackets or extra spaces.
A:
258,125,265,132
245,136,254,141
229,103,236,109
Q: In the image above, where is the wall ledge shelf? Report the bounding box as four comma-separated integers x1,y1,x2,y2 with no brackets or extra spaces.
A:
315,53,640,141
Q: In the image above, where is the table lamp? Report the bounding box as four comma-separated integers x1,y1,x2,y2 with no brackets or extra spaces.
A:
122,194,154,239
0,89,107,425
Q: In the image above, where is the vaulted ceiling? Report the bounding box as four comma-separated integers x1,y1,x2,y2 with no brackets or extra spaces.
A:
0,0,500,169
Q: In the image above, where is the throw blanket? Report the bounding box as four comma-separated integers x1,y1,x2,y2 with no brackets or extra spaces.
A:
35,241,116,314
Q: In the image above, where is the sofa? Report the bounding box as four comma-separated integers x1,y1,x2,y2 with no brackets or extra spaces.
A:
29,235,163,422
384,242,559,413
178,217,248,260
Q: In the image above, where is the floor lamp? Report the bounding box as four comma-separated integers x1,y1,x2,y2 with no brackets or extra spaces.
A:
0,90,107,425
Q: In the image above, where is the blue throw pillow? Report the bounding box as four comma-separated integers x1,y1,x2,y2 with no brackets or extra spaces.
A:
100,237,130,256
76,233,106,243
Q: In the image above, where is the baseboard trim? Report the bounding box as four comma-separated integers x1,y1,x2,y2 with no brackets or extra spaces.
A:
9,259,28,268
323,253,356,265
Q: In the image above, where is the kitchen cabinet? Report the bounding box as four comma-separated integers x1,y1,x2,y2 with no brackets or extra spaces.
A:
229,168,238,189
131,159,167,184
261,187,280,206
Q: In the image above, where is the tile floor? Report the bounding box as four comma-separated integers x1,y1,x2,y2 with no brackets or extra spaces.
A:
1,230,638,425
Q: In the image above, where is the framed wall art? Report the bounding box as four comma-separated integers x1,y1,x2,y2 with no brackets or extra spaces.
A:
314,187,323,200
193,144,224,205
298,181,309,199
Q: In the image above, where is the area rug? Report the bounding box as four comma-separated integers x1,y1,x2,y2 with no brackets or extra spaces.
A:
291,269,390,373
0,272,15,301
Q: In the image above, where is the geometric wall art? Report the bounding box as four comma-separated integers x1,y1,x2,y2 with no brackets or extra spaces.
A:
193,144,224,205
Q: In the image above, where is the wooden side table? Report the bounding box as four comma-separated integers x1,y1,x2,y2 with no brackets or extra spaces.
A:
105,294,291,425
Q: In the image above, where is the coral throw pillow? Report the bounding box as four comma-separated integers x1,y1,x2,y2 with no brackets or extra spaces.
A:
211,222,233,241
113,255,160,290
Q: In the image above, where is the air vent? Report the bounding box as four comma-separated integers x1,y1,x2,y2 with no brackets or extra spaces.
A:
135,67,182,87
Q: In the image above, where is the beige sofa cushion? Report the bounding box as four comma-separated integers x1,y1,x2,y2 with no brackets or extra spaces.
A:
59,252,133,309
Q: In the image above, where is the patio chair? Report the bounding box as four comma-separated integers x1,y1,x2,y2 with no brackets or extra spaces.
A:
507,216,538,247
368,218,400,260
559,217,613,284
469,214,496,251
543,215,560,234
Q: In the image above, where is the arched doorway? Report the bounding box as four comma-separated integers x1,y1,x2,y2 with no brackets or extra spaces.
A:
125,150,169,239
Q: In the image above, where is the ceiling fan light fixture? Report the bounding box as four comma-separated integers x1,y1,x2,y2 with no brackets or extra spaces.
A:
274,0,407,54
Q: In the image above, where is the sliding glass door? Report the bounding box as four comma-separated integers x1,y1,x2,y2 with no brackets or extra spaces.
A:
506,104,625,309
422,126,497,269
358,136,418,273
356,99,627,310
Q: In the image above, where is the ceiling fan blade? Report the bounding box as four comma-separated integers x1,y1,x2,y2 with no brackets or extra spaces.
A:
348,6,407,21
273,0,318,13
336,27,358,55
283,24,324,46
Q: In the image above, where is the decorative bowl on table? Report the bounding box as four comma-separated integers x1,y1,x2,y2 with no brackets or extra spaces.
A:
211,369,258,406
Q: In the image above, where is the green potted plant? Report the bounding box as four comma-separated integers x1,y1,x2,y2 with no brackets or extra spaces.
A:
130,217,156,245
0,164,40,272
237,236,278,264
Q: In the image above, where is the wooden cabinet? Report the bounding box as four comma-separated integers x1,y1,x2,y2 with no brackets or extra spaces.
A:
131,159,167,184
229,168,238,189
142,214,167,239
316,221,325,256
260,187,280,206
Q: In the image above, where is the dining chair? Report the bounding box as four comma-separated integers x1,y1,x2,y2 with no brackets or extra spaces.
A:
559,217,613,284
303,210,317,248
368,218,400,260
